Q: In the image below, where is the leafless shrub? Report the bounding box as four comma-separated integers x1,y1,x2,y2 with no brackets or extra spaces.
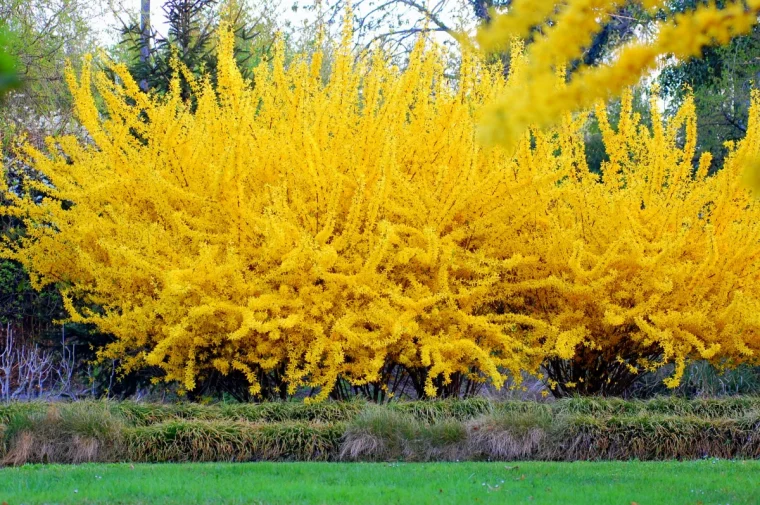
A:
0,325,93,401
0,326,55,401
55,327,77,398
0,326,15,401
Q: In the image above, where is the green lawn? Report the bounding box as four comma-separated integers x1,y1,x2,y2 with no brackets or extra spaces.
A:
1,460,758,505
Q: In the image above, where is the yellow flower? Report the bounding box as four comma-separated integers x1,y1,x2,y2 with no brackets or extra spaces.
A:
477,1,760,149
3,9,760,400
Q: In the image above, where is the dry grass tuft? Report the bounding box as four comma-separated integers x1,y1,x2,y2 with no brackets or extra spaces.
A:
2,403,125,465
467,409,554,460
340,408,417,461
0,423,6,459
340,408,469,462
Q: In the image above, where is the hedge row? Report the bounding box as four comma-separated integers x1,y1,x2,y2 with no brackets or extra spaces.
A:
1,398,759,464
341,408,760,461
3,396,759,426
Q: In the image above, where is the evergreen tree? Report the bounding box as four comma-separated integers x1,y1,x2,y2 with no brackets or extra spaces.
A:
120,0,259,99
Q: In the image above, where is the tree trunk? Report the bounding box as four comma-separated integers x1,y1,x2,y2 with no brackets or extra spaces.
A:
139,0,151,92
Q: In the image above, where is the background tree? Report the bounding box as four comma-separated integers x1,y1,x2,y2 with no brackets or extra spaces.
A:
0,0,102,145
659,5,760,170
139,0,151,91
119,0,277,99
316,0,651,70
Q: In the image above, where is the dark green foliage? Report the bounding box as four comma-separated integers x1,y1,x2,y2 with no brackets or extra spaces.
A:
108,401,222,426
104,398,492,426
0,258,121,401
3,396,760,427
630,361,760,398
255,422,344,461
658,1,760,169
0,260,63,329
0,30,20,99
120,0,260,99
0,400,47,425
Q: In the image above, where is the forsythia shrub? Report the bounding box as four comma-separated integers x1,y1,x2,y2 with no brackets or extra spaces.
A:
1,29,581,400
514,90,760,395
471,0,760,394
2,4,760,399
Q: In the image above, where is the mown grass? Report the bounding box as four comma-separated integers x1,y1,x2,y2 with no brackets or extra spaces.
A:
1,460,758,505
1,397,759,464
